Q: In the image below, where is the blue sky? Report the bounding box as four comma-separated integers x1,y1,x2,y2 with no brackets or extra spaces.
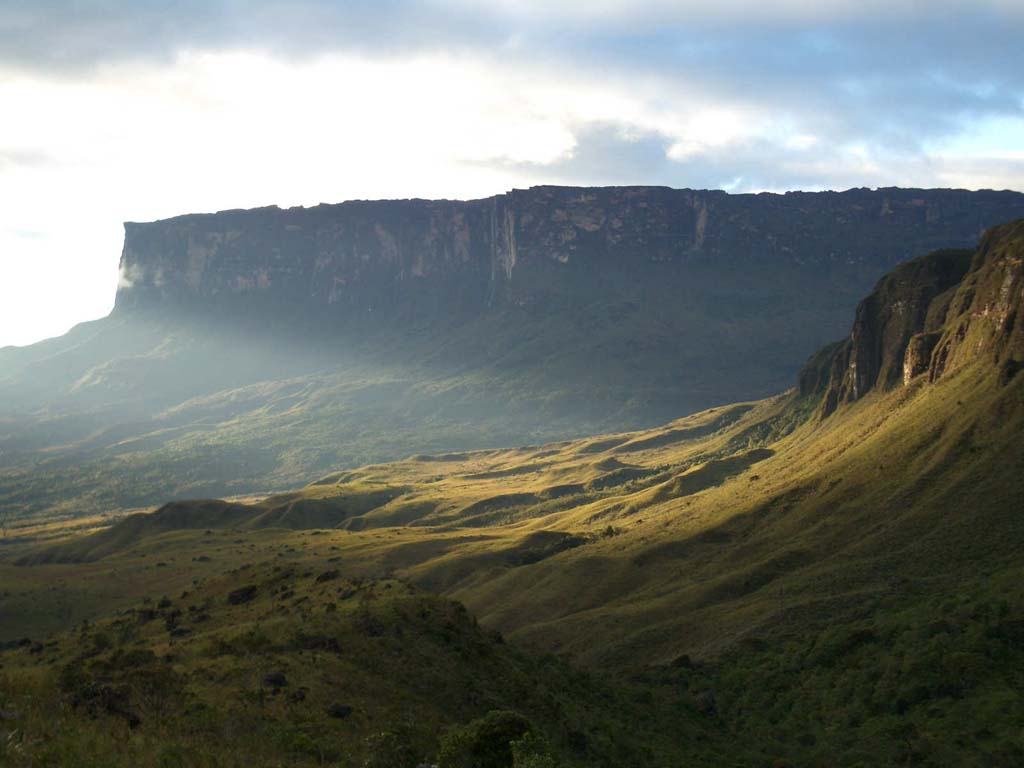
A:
1,0,1022,346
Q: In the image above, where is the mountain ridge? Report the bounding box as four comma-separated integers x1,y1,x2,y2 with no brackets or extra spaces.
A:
802,218,1024,417
113,184,1024,318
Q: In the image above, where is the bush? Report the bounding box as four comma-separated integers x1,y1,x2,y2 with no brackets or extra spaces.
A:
362,730,417,768
439,710,531,768
512,732,560,768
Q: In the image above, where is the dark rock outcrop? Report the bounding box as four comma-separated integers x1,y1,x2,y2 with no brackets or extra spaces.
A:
929,220,1024,382
903,331,943,384
326,702,353,719
808,249,973,416
801,218,1024,417
227,585,258,605
263,671,288,688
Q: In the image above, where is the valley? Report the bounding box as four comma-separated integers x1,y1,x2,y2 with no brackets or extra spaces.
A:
1,218,1022,766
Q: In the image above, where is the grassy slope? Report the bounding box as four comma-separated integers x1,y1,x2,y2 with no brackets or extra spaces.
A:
6,356,1022,658
26,354,1016,659
3,361,1021,765
0,570,743,768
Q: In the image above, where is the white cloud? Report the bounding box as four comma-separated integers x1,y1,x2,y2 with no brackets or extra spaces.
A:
118,262,144,290
448,0,1024,25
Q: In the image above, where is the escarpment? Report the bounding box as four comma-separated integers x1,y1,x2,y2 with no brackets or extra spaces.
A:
801,218,1024,417
928,219,1024,383
114,185,1024,325
804,248,974,416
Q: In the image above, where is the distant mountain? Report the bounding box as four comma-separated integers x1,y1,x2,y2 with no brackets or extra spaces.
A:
111,185,1023,319
3,185,1024,525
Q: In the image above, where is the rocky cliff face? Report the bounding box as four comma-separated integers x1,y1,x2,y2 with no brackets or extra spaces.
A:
801,218,1024,416
929,220,1024,384
114,185,1024,322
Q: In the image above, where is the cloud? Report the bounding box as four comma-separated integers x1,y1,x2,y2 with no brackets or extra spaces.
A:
2,1,1022,160
481,123,677,186
0,1,496,73
117,263,144,290
0,148,59,172
3,2,1022,71
479,118,1024,195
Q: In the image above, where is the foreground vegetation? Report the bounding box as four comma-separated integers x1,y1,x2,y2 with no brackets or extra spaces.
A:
0,572,742,767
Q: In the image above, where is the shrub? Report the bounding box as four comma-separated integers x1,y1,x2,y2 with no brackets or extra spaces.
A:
439,710,531,768
512,732,560,768
362,730,417,768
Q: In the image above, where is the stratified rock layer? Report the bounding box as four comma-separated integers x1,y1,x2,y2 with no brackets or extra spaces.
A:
802,218,1024,416
115,185,1024,322
930,219,1024,382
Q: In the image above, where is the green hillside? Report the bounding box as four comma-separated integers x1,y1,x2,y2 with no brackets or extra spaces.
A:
2,221,1023,766
0,571,746,768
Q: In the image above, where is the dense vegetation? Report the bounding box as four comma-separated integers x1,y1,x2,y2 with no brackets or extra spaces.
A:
0,572,743,767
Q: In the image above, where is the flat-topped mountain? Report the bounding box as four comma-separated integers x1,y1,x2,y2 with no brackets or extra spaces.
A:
115,185,1024,319
3,185,1024,526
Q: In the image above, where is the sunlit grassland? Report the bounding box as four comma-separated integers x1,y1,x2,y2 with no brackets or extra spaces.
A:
5,358,1020,667
1,349,1022,765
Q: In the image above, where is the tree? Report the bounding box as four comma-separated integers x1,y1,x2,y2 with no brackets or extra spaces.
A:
438,710,531,768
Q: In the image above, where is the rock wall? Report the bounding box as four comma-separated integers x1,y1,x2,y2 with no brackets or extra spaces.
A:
929,219,1024,383
114,185,1024,322
801,218,1024,417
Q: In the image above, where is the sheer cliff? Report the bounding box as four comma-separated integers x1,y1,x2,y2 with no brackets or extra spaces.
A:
800,219,1024,417
113,185,1024,321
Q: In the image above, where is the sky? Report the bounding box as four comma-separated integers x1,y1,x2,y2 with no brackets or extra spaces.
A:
1,1,1023,348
